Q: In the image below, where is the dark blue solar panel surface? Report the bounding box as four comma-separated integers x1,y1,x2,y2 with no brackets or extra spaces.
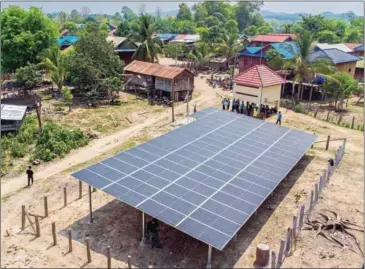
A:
72,107,317,250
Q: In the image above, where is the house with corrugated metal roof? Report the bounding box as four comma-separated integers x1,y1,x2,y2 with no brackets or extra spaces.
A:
106,36,140,65
249,33,296,47
238,41,299,73
355,57,364,81
233,65,286,111
124,60,194,101
57,36,80,50
1,104,28,132
307,48,360,78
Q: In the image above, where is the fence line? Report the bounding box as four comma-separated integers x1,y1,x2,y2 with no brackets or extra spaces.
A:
272,138,345,268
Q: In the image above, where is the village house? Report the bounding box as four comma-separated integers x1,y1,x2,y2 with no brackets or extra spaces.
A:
355,57,364,81
307,48,361,78
1,104,28,132
238,41,299,73
106,36,140,65
248,33,296,47
124,60,194,101
233,65,286,110
344,43,365,57
57,36,80,50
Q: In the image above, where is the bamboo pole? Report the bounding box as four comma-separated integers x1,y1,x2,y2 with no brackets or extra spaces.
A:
44,196,48,217
68,229,72,252
52,222,57,246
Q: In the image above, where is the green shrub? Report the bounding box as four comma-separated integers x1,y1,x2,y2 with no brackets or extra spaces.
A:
361,125,364,132
295,104,302,113
34,122,88,161
10,141,26,158
357,125,361,130
345,123,350,128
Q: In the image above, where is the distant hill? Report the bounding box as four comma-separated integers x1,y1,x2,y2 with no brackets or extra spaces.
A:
260,10,359,22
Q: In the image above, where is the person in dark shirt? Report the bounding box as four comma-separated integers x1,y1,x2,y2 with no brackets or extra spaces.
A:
26,166,34,186
147,218,162,249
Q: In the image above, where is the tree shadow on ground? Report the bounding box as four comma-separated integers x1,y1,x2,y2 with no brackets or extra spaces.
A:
60,155,314,268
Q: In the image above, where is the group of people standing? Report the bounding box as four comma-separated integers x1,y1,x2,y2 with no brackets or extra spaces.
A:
221,97,283,125
221,98,256,117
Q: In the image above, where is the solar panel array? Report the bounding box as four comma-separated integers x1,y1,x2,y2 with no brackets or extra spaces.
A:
72,107,317,250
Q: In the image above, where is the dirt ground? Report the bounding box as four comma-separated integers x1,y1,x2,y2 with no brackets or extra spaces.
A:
1,59,364,268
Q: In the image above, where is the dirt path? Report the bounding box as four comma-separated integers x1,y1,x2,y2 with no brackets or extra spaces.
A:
1,74,228,198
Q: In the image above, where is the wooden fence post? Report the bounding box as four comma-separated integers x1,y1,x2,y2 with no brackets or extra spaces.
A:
107,246,111,269
127,255,132,269
79,181,82,199
323,169,328,183
285,228,292,255
21,205,26,230
337,115,342,125
85,237,91,263
314,183,319,202
64,187,67,207
292,216,298,239
276,239,285,268
298,205,305,231
319,176,324,193
271,251,276,269
351,116,355,129
44,196,48,217
35,216,40,237
24,208,36,234
309,190,314,211
314,110,318,118
52,222,57,246
68,229,72,252
325,135,330,150
343,138,347,153
326,111,330,122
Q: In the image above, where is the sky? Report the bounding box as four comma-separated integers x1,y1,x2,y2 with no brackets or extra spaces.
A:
1,1,363,16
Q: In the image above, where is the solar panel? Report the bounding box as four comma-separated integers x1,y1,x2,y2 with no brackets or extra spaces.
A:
72,107,317,250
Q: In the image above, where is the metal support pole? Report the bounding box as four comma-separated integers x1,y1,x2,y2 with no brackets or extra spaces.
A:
88,185,93,223
206,245,212,269
140,212,146,246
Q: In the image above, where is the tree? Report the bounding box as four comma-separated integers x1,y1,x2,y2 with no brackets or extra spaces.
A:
164,43,186,58
58,11,68,27
317,30,340,43
81,6,91,19
193,4,208,23
324,72,358,111
70,9,81,22
155,7,162,21
203,16,221,28
188,42,214,69
38,47,66,92
245,25,258,36
62,87,73,111
298,15,326,34
225,20,239,35
281,23,293,33
257,24,274,35
16,64,42,91
235,2,250,31
127,15,163,63
1,6,59,72
61,21,77,33
116,20,131,36
176,3,192,21
344,29,362,43
283,31,335,102
65,31,123,95
207,25,223,45
112,12,122,21
213,12,226,24
216,32,243,76
122,6,137,22
265,49,284,71
176,20,196,34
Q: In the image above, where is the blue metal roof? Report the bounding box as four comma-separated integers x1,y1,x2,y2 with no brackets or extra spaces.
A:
307,48,361,64
245,46,264,54
57,36,80,46
355,44,364,52
155,34,178,40
238,52,265,57
270,42,300,60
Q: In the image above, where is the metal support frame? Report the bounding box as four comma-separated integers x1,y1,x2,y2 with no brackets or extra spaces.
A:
206,245,212,269
88,185,93,223
140,212,146,246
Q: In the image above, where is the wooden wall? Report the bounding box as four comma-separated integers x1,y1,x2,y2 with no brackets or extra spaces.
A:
336,62,357,77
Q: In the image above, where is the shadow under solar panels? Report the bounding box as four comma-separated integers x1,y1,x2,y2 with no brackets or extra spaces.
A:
72,107,317,250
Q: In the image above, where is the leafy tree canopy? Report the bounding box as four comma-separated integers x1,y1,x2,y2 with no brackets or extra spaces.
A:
1,6,59,72
16,64,42,91
176,3,193,21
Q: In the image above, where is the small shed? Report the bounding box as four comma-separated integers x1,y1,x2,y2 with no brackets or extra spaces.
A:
233,65,286,110
106,36,140,65
1,104,28,132
124,60,194,101
209,57,228,71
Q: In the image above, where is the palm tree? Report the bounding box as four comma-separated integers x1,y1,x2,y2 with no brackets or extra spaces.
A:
127,15,162,63
38,48,66,92
281,23,293,33
188,42,215,70
283,31,335,103
216,32,243,77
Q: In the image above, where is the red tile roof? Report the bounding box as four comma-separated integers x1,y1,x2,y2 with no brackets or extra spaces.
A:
124,60,194,79
233,65,286,88
252,34,293,43
344,43,362,50
174,34,188,40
